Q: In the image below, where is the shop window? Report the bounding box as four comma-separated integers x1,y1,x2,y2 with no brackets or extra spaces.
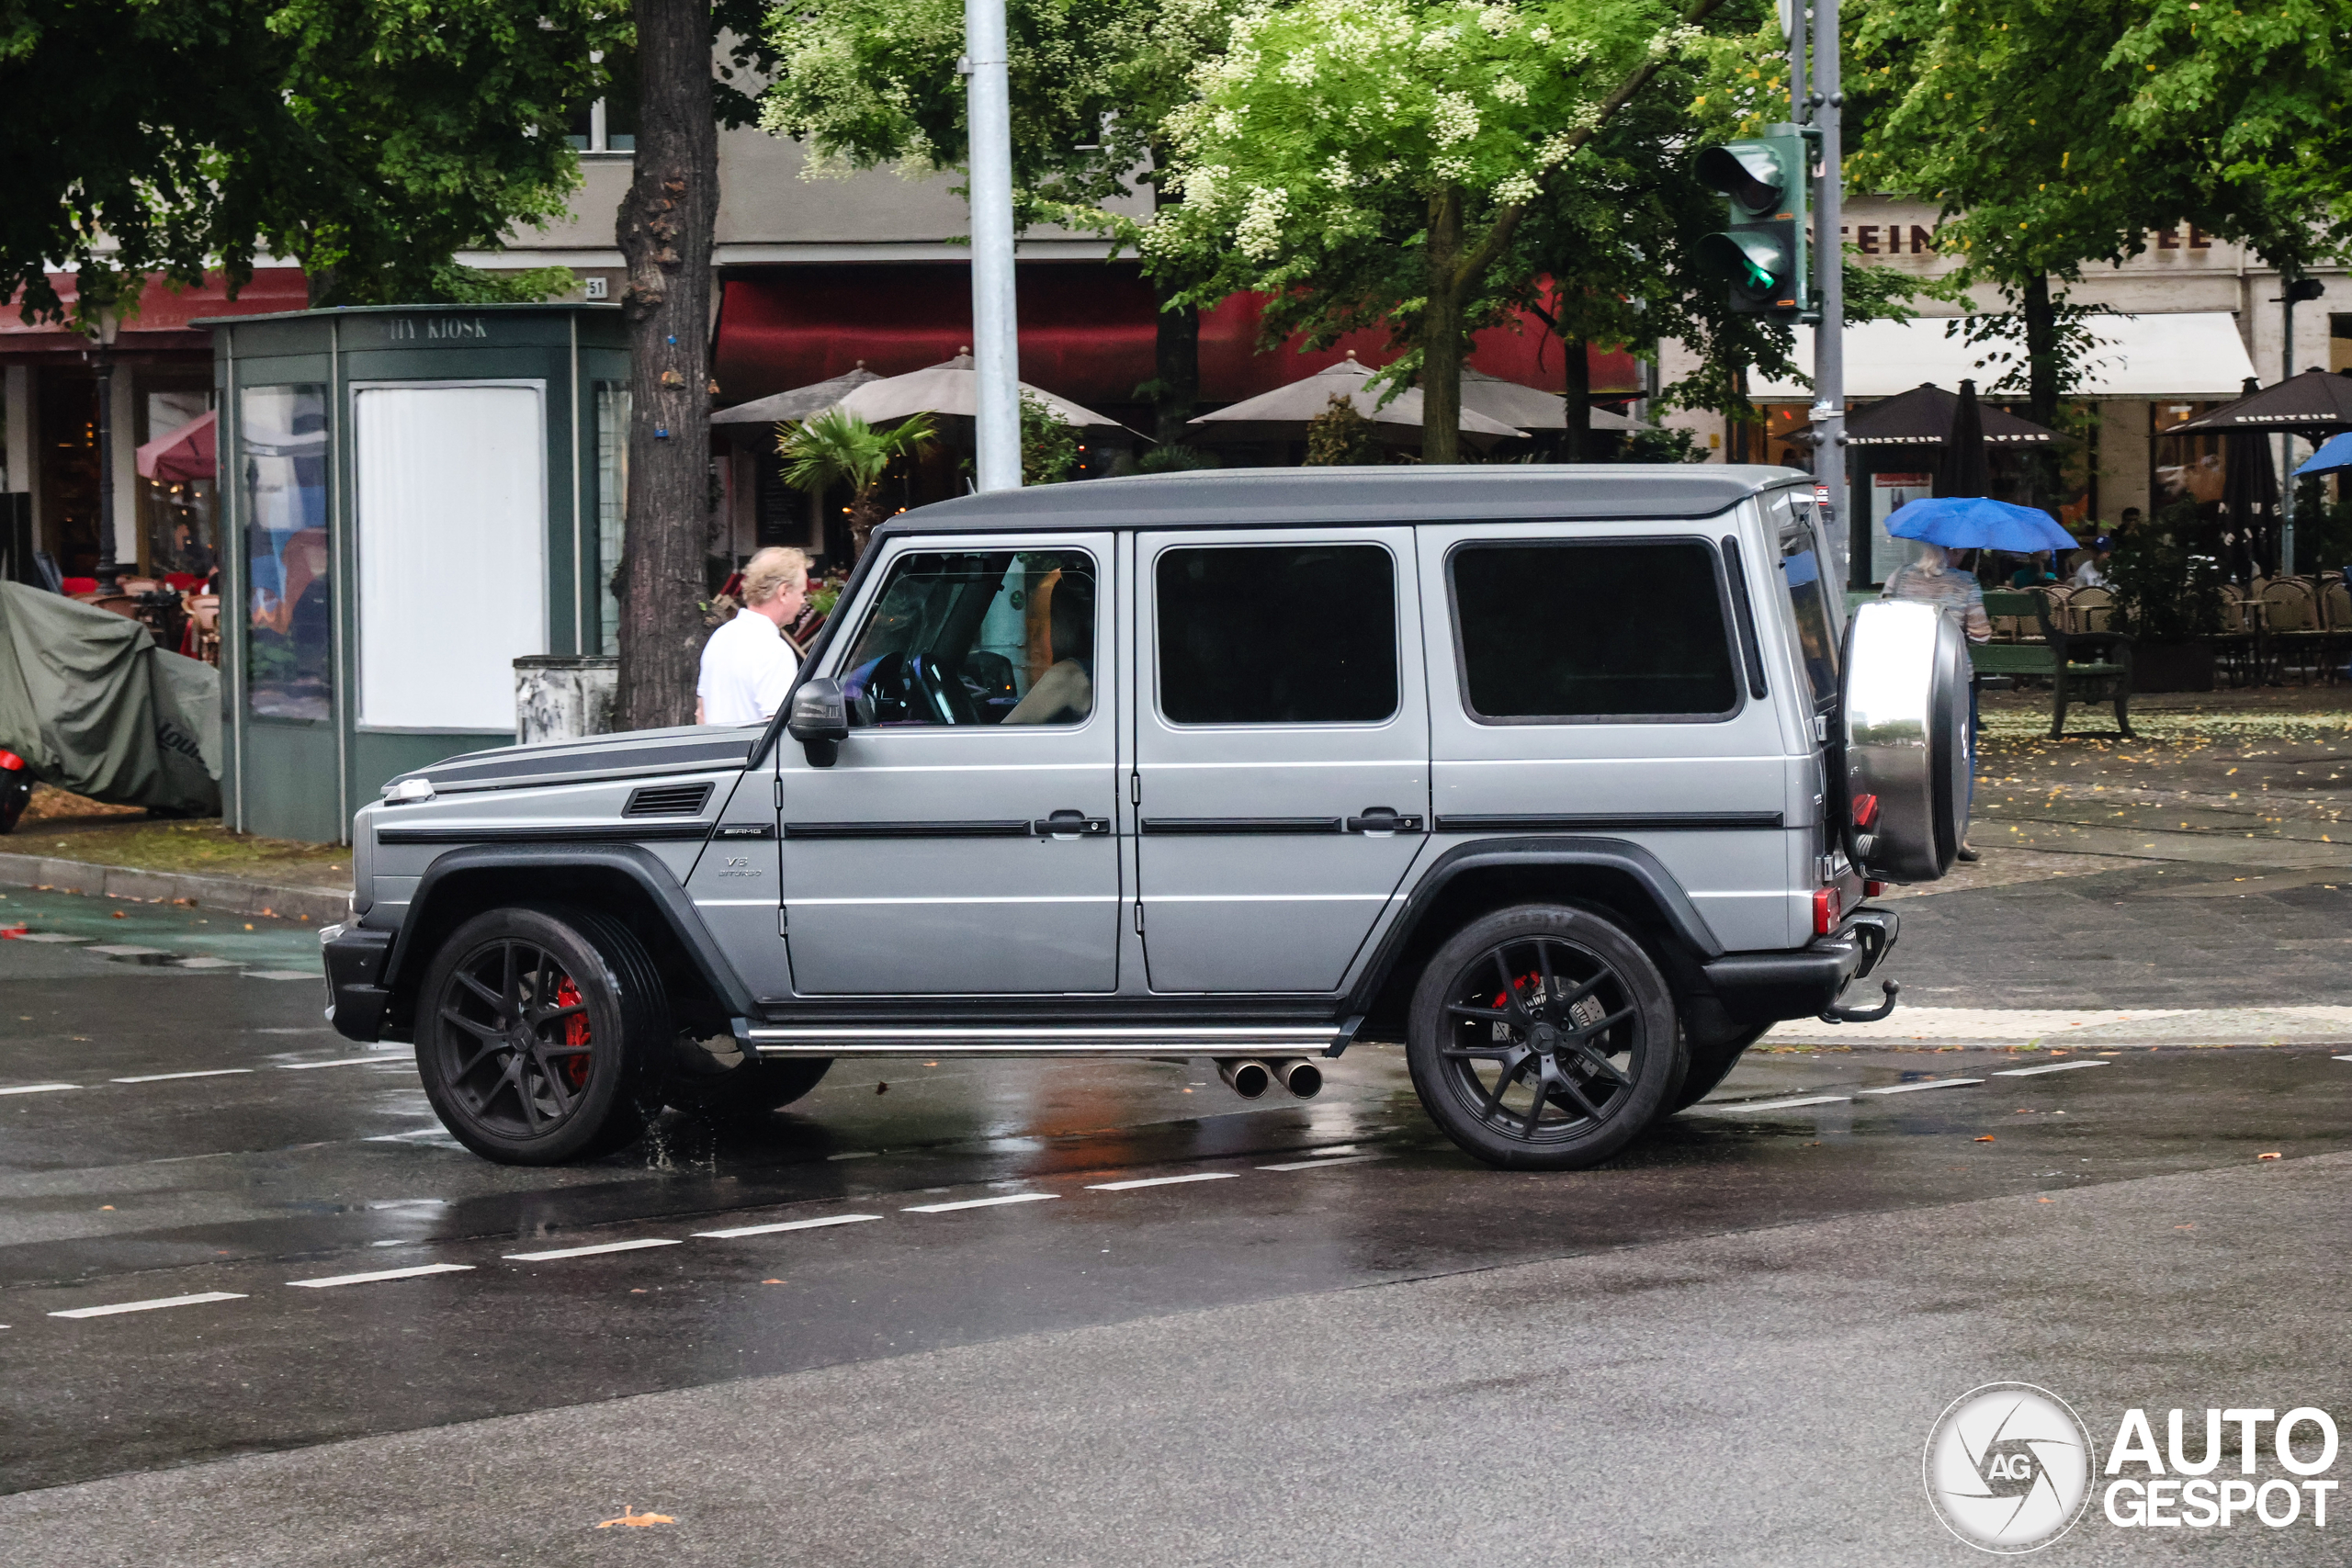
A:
2153,401,2225,511
594,382,628,653
142,389,216,581
2331,315,2352,375
240,384,332,720
565,47,639,153
353,384,548,731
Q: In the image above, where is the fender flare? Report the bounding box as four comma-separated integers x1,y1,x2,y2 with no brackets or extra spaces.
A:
373,842,756,1020
1341,836,1726,1021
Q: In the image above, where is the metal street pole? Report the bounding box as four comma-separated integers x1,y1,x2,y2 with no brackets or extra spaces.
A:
2277,279,2322,573
964,0,1022,492
1810,0,1847,573
90,304,123,592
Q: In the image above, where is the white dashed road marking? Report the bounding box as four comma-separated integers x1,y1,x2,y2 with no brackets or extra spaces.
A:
50,1292,248,1319
903,1193,1058,1213
288,1263,475,1289
109,1069,255,1084
1682,1094,1852,1116
504,1238,684,1262
171,957,242,970
1084,1172,1242,1191
279,1057,402,1071
693,1214,883,1238
244,970,322,981
0,1082,77,1096
1855,1077,1984,1096
1258,1154,1392,1171
1993,1060,2114,1077
84,945,169,958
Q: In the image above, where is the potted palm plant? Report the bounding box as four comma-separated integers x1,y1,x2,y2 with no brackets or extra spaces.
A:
776,410,938,562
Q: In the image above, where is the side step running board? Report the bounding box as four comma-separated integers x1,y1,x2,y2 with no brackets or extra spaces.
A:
740,1023,1346,1058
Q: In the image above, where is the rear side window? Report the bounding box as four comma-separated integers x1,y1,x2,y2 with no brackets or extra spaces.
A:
1779,525,1840,707
1156,544,1398,724
1450,540,1738,721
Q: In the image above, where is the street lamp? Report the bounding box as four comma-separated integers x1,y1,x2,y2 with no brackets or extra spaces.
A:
87,301,124,593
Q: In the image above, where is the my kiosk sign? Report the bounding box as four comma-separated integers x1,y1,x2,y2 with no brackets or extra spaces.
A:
379,315,492,343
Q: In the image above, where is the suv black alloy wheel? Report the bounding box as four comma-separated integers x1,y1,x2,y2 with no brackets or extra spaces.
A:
1407,905,1680,1170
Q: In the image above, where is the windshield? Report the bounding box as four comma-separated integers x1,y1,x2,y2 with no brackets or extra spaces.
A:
1779,525,1839,710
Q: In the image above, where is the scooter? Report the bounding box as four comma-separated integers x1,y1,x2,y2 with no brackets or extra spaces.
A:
0,750,31,835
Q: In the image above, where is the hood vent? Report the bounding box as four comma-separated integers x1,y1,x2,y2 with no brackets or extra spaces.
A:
623,782,715,818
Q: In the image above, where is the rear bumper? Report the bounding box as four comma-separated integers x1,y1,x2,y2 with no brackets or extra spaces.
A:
320,923,394,1043
1701,907,1898,1024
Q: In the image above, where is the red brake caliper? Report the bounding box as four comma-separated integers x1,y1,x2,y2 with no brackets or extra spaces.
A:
554,976,592,1089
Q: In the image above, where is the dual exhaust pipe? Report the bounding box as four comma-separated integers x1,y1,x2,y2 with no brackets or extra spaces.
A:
1216,1056,1322,1100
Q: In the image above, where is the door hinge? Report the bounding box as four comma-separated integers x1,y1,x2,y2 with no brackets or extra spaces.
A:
1132,901,1144,933
777,908,788,937
1129,772,1141,805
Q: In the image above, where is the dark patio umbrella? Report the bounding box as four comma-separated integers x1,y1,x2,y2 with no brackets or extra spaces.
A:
2219,375,2281,575
2171,367,2352,436
1842,382,2058,449
1933,378,1991,497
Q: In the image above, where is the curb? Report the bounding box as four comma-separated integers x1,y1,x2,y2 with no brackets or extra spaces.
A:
0,851,349,925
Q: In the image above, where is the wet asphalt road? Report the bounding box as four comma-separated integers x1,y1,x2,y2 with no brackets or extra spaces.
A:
1,886,2349,1564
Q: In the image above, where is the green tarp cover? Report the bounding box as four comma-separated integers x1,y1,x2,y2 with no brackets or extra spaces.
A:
0,582,220,815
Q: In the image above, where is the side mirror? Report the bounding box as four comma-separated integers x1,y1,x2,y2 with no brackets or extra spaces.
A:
786,678,848,768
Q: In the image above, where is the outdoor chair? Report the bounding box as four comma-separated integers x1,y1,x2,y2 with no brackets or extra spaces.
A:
2065,586,2115,634
2213,585,2262,688
2259,578,2326,683
1976,589,2134,739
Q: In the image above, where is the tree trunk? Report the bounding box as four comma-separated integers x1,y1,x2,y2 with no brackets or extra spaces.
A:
1560,333,1591,463
615,0,718,732
1147,172,1202,449
2020,273,2061,511
1421,186,1466,466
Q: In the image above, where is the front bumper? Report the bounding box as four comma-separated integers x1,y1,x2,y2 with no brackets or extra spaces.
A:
1700,907,1899,1025
319,923,394,1042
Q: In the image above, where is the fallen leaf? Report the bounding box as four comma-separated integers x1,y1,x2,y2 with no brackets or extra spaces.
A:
2016,1108,2032,1114
2258,1152,2282,1161
1973,1135,1996,1143
594,1507,674,1529
2035,1197,2053,1203
110,911,125,919
762,1279,784,1284
2175,1223,2196,1231
875,1081,888,1095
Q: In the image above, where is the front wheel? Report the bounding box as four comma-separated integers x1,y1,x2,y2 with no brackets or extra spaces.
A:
415,906,668,1165
1406,905,1680,1170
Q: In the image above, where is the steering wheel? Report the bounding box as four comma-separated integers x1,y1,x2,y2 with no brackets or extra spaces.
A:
909,654,978,725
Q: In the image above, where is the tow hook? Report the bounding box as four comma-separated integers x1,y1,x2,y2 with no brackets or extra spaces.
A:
1819,978,1899,1024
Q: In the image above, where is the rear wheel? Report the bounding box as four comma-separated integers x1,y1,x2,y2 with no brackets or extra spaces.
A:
415,907,666,1165
1406,906,1680,1170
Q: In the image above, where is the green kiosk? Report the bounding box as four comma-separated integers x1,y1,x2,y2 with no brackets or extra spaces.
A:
209,303,629,843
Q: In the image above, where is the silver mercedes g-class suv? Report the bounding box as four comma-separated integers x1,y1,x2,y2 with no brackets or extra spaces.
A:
322,467,1967,1171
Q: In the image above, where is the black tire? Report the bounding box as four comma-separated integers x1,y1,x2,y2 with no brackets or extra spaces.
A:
1406,905,1681,1171
1668,1022,1771,1113
415,906,668,1165
663,1048,833,1121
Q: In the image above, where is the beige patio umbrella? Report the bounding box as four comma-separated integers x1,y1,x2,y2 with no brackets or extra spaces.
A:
712,364,885,426
1186,353,1526,448
831,350,1122,429
1458,367,1647,433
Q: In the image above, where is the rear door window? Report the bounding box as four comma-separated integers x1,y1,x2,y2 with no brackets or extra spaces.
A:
1155,544,1398,725
1448,539,1739,721
1778,524,1840,708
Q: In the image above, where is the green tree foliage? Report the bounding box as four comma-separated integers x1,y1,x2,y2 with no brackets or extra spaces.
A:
2107,500,2225,642
763,0,1242,442
1302,395,1385,465
1143,0,1699,462
777,409,938,558
1838,0,2352,426
1019,395,1083,484
0,0,630,321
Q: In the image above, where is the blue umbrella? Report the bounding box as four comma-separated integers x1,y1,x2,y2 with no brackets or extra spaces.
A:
1887,495,2077,553
2291,430,2352,479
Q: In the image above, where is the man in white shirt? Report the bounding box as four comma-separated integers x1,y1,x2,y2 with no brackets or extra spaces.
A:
696,546,808,725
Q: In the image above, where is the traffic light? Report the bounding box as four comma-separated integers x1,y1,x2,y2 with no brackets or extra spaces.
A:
1696,125,1812,320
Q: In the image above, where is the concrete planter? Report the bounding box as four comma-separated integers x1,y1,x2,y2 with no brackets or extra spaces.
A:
2132,640,2215,694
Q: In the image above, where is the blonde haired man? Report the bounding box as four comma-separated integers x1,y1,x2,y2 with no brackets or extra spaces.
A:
696,547,808,725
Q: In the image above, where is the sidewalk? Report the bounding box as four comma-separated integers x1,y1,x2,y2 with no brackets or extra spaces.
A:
0,787,350,924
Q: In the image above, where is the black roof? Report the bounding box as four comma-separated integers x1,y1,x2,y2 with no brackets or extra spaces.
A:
873,464,1806,537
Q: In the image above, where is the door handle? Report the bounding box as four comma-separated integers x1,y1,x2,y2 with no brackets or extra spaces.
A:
1031,809,1111,839
1345,807,1424,834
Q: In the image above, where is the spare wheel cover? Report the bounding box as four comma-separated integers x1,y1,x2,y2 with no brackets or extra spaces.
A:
1843,601,1971,882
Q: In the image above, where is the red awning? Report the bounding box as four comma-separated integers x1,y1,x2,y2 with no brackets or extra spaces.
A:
713,263,1642,413
137,409,217,482
1,269,311,355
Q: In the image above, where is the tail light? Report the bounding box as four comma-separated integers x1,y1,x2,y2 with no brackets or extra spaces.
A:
1865,880,1887,897
0,750,23,772
1813,886,1841,935
1850,793,1879,829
